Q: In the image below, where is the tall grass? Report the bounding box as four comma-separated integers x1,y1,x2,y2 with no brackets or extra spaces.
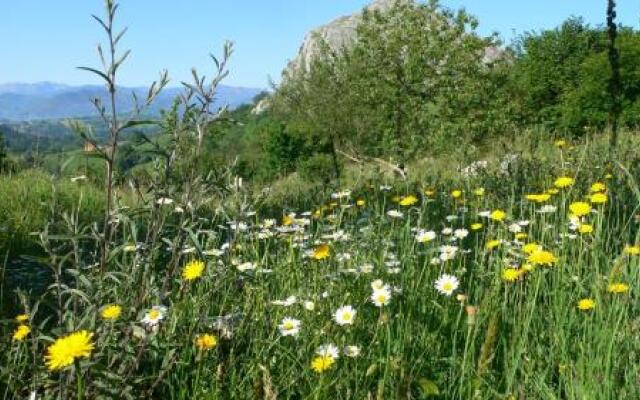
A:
2,137,640,399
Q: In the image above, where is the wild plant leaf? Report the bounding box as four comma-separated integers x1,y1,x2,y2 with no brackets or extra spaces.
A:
77,66,112,85
418,378,440,396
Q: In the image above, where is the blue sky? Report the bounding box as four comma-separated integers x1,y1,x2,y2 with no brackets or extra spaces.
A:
1,1,638,89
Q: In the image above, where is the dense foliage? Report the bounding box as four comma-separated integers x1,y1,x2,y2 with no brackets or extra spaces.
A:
508,19,640,135
274,1,502,160
271,4,640,173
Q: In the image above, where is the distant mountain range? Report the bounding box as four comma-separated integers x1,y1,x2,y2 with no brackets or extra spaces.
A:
0,82,263,121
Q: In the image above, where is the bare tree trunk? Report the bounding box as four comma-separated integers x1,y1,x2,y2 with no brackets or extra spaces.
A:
607,0,621,149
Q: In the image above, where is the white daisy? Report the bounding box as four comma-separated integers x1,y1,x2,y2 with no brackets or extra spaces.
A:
316,344,340,359
434,274,460,296
454,229,469,239
416,230,437,243
237,262,257,272
370,287,392,307
386,209,404,218
537,205,557,214
278,317,301,337
438,245,459,261
344,345,361,358
141,306,167,328
334,305,356,326
228,221,248,231
272,296,297,307
331,190,352,199
508,223,522,233
371,279,389,291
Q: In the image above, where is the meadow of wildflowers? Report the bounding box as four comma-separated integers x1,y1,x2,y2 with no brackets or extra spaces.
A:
3,136,640,399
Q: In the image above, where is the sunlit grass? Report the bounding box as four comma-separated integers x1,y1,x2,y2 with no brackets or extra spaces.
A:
3,137,640,399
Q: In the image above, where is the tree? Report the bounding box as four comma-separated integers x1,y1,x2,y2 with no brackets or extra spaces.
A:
509,18,603,132
273,1,501,164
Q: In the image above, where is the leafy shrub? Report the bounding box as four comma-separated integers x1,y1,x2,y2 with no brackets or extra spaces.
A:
297,153,337,185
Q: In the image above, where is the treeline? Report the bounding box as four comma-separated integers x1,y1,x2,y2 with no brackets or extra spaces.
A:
240,1,640,182
4,1,638,186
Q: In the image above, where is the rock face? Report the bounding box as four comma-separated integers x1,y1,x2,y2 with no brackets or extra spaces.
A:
284,0,408,77
254,0,403,114
251,97,271,115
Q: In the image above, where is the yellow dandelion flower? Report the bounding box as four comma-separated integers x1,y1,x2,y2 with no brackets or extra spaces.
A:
515,233,528,240
451,190,462,199
501,268,522,282
195,334,217,351
624,245,640,255
578,224,594,234
310,355,335,373
554,139,567,148
399,195,418,207
313,244,330,260
525,193,551,203
523,243,541,255
554,176,575,188
424,189,435,197
577,298,595,311
607,283,629,294
490,210,506,222
15,314,29,323
569,202,591,217
356,199,365,207
528,250,557,266
100,305,122,321
470,223,483,231
474,188,485,196
45,331,94,371
282,215,294,226
12,325,30,341
590,182,606,193
486,239,502,250
182,260,205,281
590,193,608,204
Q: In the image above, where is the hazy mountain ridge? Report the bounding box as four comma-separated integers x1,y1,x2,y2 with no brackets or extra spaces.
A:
0,82,263,121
